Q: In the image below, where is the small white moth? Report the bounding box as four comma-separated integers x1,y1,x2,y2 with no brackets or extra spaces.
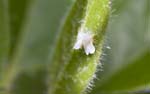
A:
73,28,95,55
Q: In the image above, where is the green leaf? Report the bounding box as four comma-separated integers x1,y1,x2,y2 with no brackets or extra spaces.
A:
1,0,30,90
48,0,110,94
0,0,10,88
8,0,30,58
92,50,150,93
1,0,73,93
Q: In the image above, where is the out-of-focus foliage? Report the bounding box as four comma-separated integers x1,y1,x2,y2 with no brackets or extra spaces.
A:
0,0,9,89
0,0,73,94
90,0,150,94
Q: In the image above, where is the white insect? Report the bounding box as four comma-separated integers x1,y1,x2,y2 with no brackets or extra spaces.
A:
73,28,95,55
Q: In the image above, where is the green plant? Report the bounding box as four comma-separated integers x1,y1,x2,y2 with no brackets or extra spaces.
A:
0,0,110,94
0,0,150,94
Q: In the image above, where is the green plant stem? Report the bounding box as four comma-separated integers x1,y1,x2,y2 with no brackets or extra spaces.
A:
48,0,110,94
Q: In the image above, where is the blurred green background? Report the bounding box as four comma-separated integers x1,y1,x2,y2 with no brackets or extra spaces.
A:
0,0,150,94
90,0,150,93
